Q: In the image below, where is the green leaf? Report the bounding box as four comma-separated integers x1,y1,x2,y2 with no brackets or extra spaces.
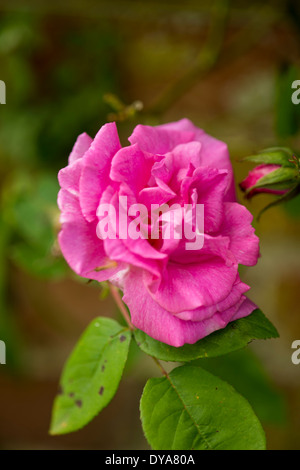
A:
50,317,131,435
134,309,278,362
241,147,296,167
193,349,286,425
140,364,266,450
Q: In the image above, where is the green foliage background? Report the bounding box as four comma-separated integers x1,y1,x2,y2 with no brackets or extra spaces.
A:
0,0,300,450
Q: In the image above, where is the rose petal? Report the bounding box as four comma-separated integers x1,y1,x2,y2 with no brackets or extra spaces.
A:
79,122,121,222
175,276,250,321
110,144,155,195
68,132,93,164
58,188,123,281
158,119,236,201
129,124,195,155
58,158,83,196
180,167,229,232
123,268,256,347
144,252,238,313
220,202,260,266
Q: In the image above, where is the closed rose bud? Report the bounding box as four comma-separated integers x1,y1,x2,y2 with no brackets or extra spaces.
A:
239,146,300,201
239,148,300,217
240,164,290,198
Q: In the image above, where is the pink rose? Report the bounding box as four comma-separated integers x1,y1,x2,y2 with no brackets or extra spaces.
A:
58,119,259,347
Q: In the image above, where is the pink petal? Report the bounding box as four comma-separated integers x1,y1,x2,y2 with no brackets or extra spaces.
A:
68,132,93,164
180,167,229,232
144,253,238,313
104,237,163,279
138,185,176,209
58,188,123,282
230,297,257,321
158,119,236,202
58,158,83,195
79,122,121,222
170,233,234,265
110,144,154,195
220,202,260,266
175,276,250,321
123,268,256,347
157,118,197,133
150,142,202,194
100,190,167,278
129,124,195,155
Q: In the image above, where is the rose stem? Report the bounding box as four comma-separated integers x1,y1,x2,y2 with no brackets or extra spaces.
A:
109,283,134,330
109,283,168,376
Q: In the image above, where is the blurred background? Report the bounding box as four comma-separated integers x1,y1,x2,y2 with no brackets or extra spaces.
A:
0,0,300,450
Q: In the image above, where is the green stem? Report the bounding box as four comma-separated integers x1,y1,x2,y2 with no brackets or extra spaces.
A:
109,283,169,377
109,283,134,330
152,355,169,377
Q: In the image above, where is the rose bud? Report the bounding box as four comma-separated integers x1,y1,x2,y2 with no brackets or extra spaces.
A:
239,148,299,199
240,164,291,198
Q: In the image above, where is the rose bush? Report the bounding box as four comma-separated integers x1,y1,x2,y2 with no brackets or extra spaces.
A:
58,119,259,347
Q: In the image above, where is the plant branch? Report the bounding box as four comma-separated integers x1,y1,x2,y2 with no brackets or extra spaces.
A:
152,356,169,377
109,283,134,330
109,283,170,377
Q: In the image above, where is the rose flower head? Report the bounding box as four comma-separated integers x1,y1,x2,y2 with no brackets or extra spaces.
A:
58,119,260,347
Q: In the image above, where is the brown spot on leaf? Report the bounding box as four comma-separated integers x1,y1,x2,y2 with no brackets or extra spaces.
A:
99,386,104,396
101,365,105,372
75,400,82,408
57,385,63,395
119,335,126,342
69,392,74,398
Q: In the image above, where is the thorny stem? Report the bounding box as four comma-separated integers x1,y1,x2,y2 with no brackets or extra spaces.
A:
109,283,169,376
109,283,134,330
